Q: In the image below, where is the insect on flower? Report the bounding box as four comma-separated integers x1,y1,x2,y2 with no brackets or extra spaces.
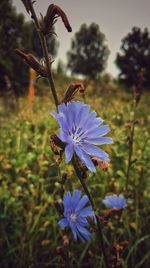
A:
58,190,95,242
51,101,113,172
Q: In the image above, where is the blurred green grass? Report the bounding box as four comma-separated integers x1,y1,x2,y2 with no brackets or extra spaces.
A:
0,78,150,268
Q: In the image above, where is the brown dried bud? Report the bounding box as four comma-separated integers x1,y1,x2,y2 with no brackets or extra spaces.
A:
114,241,128,255
62,83,85,104
51,134,65,150
63,235,69,247
112,241,128,268
114,243,123,252
54,201,64,215
88,250,94,258
72,155,88,180
125,121,132,129
41,4,72,35
15,48,48,77
50,138,60,155
56,246,64,255
99,208,122,225
92,158,109,172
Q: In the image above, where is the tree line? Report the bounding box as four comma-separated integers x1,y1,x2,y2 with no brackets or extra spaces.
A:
0,0,150,97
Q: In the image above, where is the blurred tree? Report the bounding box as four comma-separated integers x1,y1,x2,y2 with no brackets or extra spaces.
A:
67,23,109,79
0,0,32,97
100,73,112,84
0,0,58,97
116,27,150,89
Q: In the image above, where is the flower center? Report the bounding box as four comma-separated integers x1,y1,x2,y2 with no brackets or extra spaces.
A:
70,126,85,144
69,213,77,222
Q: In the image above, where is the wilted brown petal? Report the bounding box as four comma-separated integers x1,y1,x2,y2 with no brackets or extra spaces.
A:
92,158,109,172
62,83,84,103
42,4,72,35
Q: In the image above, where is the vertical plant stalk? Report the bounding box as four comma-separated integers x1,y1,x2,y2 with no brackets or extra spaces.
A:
72,156,110,268
27,0,59,108
125,94,138,194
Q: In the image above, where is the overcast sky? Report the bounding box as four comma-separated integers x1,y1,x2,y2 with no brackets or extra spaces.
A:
13,0,150,77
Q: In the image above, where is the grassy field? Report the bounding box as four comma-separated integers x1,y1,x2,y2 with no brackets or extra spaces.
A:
0,78,150,268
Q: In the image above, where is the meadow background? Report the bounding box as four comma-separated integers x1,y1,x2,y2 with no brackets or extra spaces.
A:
0,76,150,267
0,0,150,267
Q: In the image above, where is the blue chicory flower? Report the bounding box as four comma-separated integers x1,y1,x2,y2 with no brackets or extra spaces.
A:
51,101,113,172
102,194,127,209
58,190,94,242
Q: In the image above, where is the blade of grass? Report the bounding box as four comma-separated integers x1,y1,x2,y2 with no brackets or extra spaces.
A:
126,234,150,262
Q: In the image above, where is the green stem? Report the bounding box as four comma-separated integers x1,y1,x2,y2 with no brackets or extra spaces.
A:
27,0,59,108
39,35,59,107
125,97,137,194
72,156,110,268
